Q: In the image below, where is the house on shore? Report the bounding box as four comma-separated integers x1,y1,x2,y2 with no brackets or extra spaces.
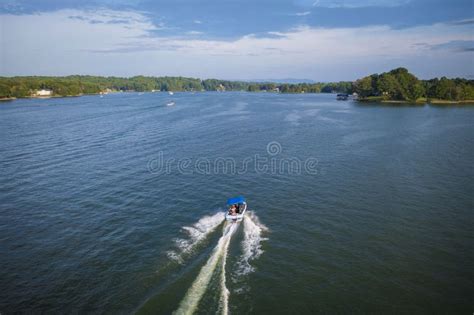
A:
216,84,225,92
34,89,53,97
100,88,113,95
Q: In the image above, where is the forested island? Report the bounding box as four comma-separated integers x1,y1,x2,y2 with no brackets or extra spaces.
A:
353,68,474,104
1,68,473,104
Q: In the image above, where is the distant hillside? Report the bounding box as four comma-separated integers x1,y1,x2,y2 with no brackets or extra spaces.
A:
0,76,351,99
1,69,473,103
248,78,316,84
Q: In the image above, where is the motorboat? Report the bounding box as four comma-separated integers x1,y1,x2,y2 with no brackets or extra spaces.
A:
166,101,175,106
168,91,174,95
225,196,247,222
336,93,349,100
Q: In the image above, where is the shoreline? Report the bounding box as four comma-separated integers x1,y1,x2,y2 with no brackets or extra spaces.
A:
358,97,474,105
0,90,306,102
0,93,98,102
2,92,474,106
0,97,17,101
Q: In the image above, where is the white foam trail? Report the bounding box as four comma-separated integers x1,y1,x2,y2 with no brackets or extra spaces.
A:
167,212,225,263
218,232,230,315
236,211,268,275
174,223,237,315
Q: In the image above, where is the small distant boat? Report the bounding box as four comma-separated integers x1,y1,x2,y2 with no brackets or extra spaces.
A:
225,196,247,222
168,91,174,95
166,101,175,106
337,93,349,100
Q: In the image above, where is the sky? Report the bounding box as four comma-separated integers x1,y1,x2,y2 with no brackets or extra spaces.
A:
0,0,473,81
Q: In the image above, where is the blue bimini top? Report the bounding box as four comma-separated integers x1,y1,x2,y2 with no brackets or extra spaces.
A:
227,196,245,206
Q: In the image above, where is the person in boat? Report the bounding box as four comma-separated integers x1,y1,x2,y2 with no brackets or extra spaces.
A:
229,204,237,215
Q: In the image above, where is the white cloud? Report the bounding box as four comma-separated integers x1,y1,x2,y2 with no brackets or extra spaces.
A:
295,11,311,16
1,9,472,80
312,0,410,8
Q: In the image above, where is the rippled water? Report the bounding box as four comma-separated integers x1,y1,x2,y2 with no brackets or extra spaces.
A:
1,92,473,313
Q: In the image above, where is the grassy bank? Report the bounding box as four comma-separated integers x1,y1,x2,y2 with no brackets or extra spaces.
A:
358,96,474,105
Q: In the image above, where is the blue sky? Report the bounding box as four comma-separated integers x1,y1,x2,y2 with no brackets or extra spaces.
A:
0,0,473,80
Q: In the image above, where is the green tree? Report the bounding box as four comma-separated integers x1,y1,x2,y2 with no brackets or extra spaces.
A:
354,76,374,97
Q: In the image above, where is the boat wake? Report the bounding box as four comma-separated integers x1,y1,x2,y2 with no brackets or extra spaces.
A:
236,211,269,276
167,212,225,263
173,211,267,315
174,222,237,315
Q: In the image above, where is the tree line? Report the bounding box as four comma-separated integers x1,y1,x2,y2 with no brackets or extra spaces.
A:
1,69,473,102
353,68,474,102
0,75,352,98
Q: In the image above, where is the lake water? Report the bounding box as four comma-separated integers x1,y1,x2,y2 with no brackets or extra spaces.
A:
1,92,473,314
